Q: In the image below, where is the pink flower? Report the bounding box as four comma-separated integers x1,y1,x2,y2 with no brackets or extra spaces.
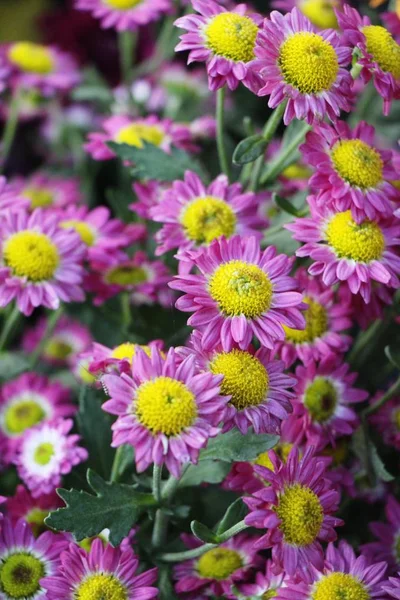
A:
75,0,172,32
131,180,167,219
271,0,343,30
85,339,164,377
11,172,82,211
4,484,62,536
239,560,288,598
383,574,400,599
0,176,29,214
361,495,400,573
370,395,400,451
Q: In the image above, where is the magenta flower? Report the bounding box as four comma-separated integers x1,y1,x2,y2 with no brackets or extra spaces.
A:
271,0,343,29
251,8,353,125
12,172,82,211
170,235,305,352
4,484,62,536
85,338,164,377
102,346,227,477
383,574,400,599
361,496,400,573
41,538,158,600
383,11,400,43
301,120,400,222
75,0,171,32
174,0,263,92
131,180,167,219
244,447,343,581
287,197,400,303
15,418,88,497
0,176,29,214
370,395,400,451
337,4,400,115
239,560,288,598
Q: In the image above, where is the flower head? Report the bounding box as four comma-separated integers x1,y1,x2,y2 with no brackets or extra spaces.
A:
85,339,164,377
361,495,400,573
370,395,400,451
75,0,171,31
12,173,82,211
239,560,288,598
4,485,62,537
272,0,343,29
0,177,29,215
383,574,400,599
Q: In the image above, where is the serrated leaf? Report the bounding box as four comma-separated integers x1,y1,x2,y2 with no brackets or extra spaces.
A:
200,429,279,463
216,498,248,536
191,520,218,543
46,469,156,546
384,345,400,370
179,460,231,488
232,134,267,165
0,352,30,380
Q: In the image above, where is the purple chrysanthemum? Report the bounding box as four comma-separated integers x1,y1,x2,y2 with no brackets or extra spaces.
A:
361,495,400,573
384,574,400,599
75,0,171,32
4,485,62,536
85,339,164,377
239,559,288,598
11,173,82,211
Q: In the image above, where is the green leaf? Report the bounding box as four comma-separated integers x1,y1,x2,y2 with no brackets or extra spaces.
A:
384,345,400,370
216,498,248,535
200,429,279,463
0,352,30,380
352,427,394,483
46,469,156,546
273,193,307,218
108,141,205,182
232,134,267,165
179,461,231,488
370,445,394,482
191,520,218,543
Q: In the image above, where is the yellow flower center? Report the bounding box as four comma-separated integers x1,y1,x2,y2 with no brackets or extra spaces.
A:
23,186,54,209
8,42,54,74
279,32,339,94
110,342,152,363
209,349,269,410
322,439,349,466
105,266,147,286
33,442,54,466
304,377,337,423
60,220,96,247
255,442,293,471
204,12,258,63
262,591,277,600
75,573,127,600
135,376,197,436
362,25,400,79
3,231,59,282
0,553,44,599
300,0,339,29
180,196,237,245
393,407,400,430
44,337,73,360
283,297,328,344
331,140,383,190
197,547,243,580
326,210,385,263
115,123,164,148
209,260,273,318
276,483,323,546
25,508,49,537
3,399,46,435
104,0,142,9
281,163,312,180
311,572,369,600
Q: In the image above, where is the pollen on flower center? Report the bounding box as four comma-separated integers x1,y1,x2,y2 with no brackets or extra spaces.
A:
278,32,339,94
362,25,400,79
262,590,277,600
300,0,339,29
75,573,128,600
3,399,46,435
3,231,60,282
45,337,73,360
105,266,147,286
111,342,152,363
23,187,54,209
255,442,293,471
283,296,327,344
33,442,55,466
180,196,237,245
311,572,369,600
331,139,384,190
326,210,385,263
304,377,338,423
210,349,269,410
0,552,44,599
104,0,142,9
8,42,54,74
204,12,259,63
60,220,96,246
115,123,164,148
197,547,243,580
276,483,324,546
209,260,273,318
135,376,198,436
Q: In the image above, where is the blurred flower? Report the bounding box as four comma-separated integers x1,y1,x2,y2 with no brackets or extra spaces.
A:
75,0,172,32
271,0,342,29
239,560,288,598
370,394,400,451
4,485,62,536
11,173,82,211
361,495,400,573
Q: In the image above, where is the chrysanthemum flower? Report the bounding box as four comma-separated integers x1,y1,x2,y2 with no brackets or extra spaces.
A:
0,209,85,315
251,8,353,125
0,518,68,600
361,495,400,573
301,120,400,222
131,181,166,219
4,485,62,537
15,418,88,497
244,447,342,580
41,538,158,600
75,0,171,31
0,372,74,466
239,560,288,598
170,235,305,352
276,268,352,367
337,5,400,115
383,10,400,43
174,0,263,92
272,0,342,29
287,197,400,303
85,339,164,377
11,173,82,211
84,115,196,161
370,395,400,451
383,574,400,599
150,171,267,258
3,42,80,95
102,346,227,477
292,359,368,449
173,533,261,598
277,539,388,599
0,177,29,214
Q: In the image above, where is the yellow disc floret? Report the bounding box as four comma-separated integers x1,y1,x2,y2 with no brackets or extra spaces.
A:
75,573,128,600
362,25,400,79
3,399,46,436
3,231,59,282
60,220,96,246
197,547,243,580
115,123,164,148
281,163,312,180
326,210,385,263
300,0,339,29
304,377,337,423
279,32,339,94
393,407,400,430
135,376,197,436
311,572,369,600
111,343,152,363
210,349,269,409
33,442,54,466
104,0,142,9
255,442,293,471
276,483,323,546
204,12,258,63
25,508,49,537
180,196,237,245
262,591,278,600
8,42,54,74
105,266,147,286
45,337,73,361
23,187,54,209
331,139,384,190
209,260,273,318
0,553,44,599
284,297,328,344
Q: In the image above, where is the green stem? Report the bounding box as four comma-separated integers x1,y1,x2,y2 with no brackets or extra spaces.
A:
118,31,136,86
1,91,20,170
260,121,311,185
364,375,400,418
347,319,386,368
121,293,132,330
153,464,162,504
218,519,248,542
0,304,21,352
216,87,231,179
110,445,125,483
29,306,63,369
152,509,170,549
